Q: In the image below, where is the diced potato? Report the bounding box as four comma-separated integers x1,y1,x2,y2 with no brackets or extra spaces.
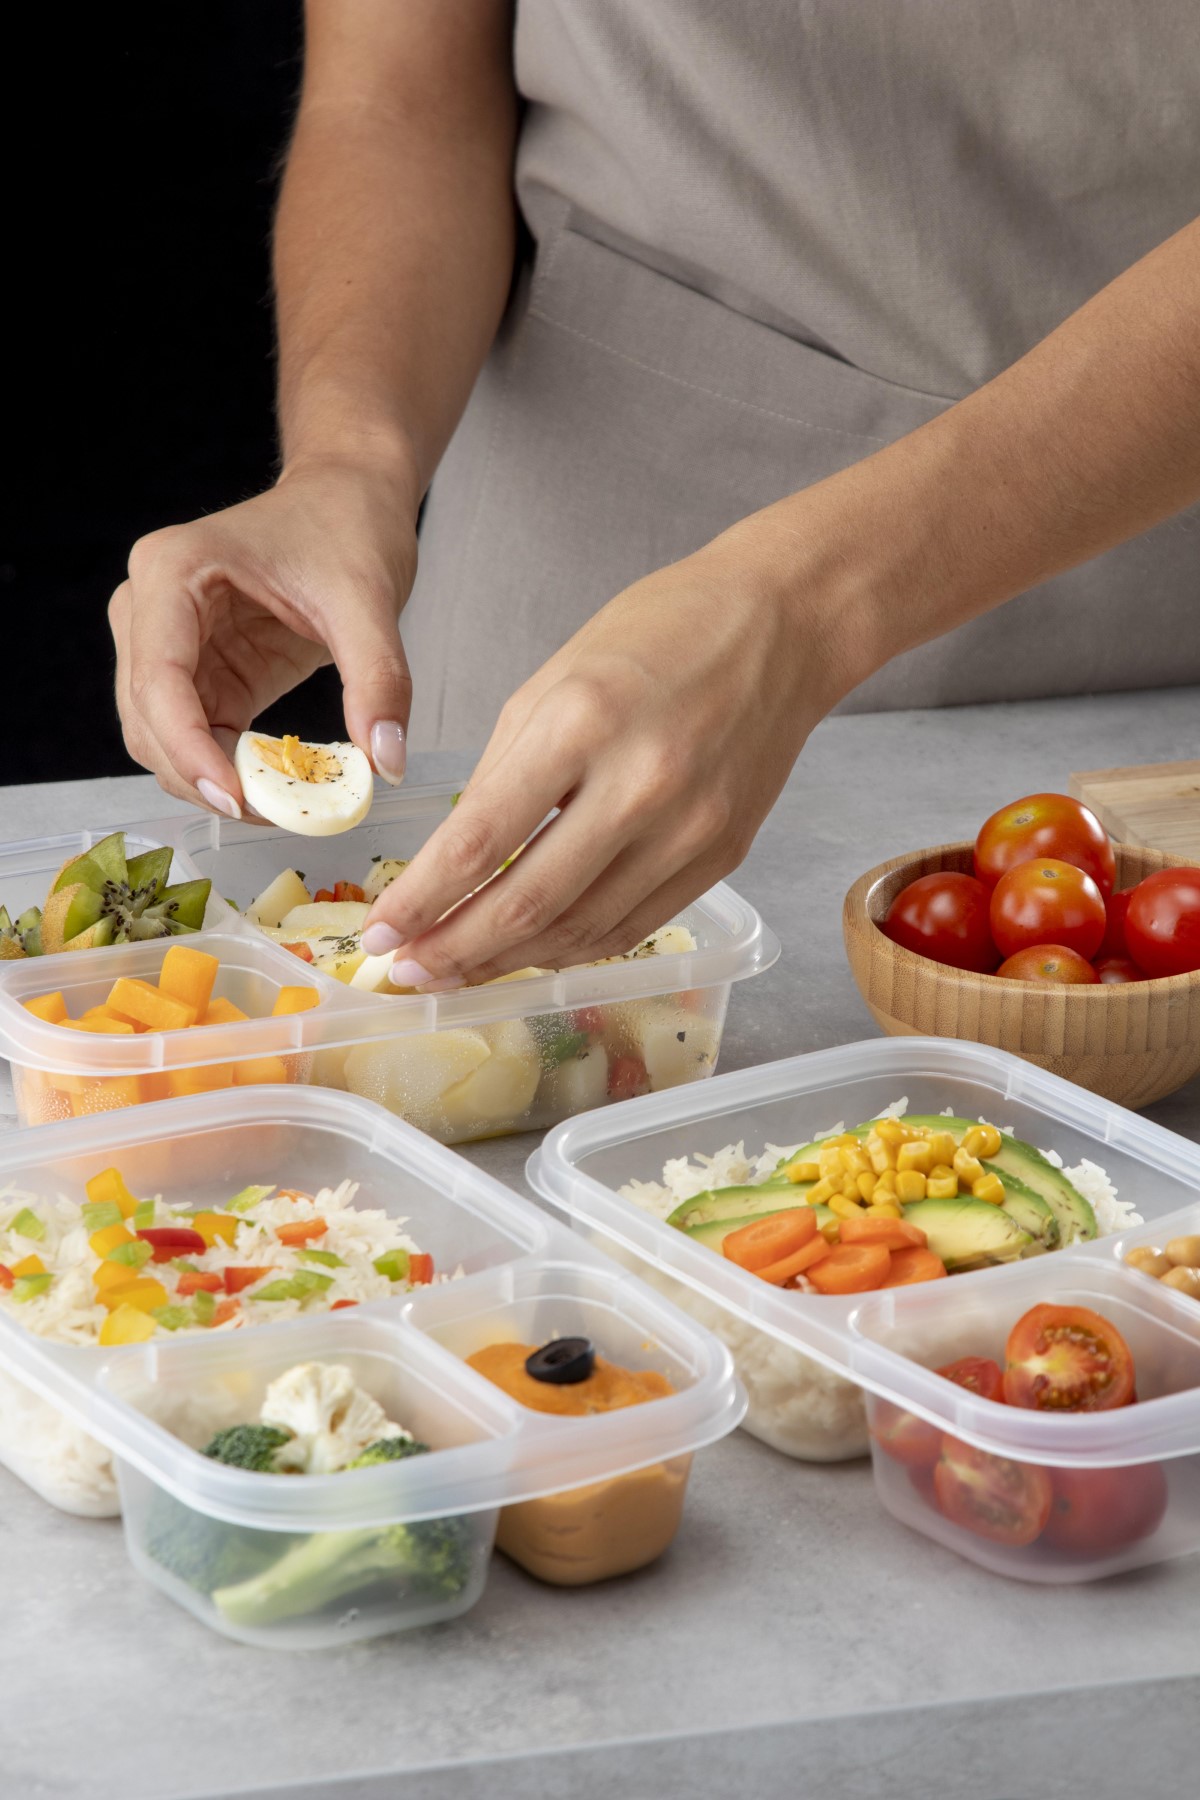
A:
244,868,312,929
343,1030,492,1134
441,1020,541,1131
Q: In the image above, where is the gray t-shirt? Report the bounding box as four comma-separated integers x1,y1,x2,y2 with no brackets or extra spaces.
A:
404,1,1200,750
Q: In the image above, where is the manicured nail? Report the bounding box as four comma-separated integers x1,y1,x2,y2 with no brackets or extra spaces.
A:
388,957,436,987
370,720,406,786
197,779,242,821
362,923,404,955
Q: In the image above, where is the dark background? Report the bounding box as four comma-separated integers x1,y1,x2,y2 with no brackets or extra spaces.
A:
7,2,346,787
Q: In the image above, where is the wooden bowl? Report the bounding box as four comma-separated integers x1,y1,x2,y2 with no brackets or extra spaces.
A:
843,843,1200,1109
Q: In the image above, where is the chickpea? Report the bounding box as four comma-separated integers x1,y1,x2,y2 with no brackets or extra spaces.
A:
1160,1265,1200,1300
1124,1246,1173,1279
1164,1235,1200,1270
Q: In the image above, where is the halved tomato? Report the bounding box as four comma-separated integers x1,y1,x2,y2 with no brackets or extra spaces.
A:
933,1436,1053,1545
1042,1464,1168,1557
871,1356,1004,1468
937,1356,1004,1402
1003,1303,1136,1413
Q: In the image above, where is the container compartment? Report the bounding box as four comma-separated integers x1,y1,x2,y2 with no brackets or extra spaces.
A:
104,1315,515,1647
0,827,217,928
852,1257,1200,1582
528,1037,1200,1469
413,1259,738,1585
1112,1205,1200,1318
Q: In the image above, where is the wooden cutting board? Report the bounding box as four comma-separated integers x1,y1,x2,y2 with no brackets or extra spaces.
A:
1071,760,1200,859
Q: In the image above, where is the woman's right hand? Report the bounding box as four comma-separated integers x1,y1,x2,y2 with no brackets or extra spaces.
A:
109,452,419,817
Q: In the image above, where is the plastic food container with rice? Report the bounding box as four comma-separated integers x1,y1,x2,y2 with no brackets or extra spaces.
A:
0,791,778,1144
0,1086,744,1645
527,1036,1200,1582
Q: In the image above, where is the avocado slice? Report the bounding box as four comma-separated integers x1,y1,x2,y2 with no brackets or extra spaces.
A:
900,1196,1032,1270
901,1115,1097,1246
685,1201,835,1254
667,1181,800,1231
993,1170,1059,1252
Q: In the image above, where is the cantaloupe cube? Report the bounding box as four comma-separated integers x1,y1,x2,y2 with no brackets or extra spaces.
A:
202,996,250,1026
158,945,219,1017
86,1168,140,1218
271,986,319,1017
23,992,67,1024
18,1073,72,1125
138,1073,171,1103
232,1055,290,1086
68,1076,144,1115
166,1061,235,1097
106,977,197,1033
59,1016,136,1035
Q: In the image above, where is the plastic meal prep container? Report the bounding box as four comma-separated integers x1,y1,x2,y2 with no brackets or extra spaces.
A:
0,792,778,1143
0,1086,744,1646
527,1036,1200,1582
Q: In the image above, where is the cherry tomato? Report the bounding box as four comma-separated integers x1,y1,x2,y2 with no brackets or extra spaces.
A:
1098,889,1132,959
996,945,1099,985
607,1055,650,1101
974,793,1115,895
933,1435,1053,1546
1041,1463,1168,1558
882,872,999,973
1125,868,1200,978
871,1356,1004,1467
1003,1303,1136,1413
989,859,1106,960
1094,955,1145,985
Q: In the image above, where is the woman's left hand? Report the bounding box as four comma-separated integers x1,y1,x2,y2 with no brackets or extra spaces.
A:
360,523,850,988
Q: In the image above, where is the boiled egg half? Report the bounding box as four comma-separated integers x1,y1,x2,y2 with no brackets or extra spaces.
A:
234,732,374,835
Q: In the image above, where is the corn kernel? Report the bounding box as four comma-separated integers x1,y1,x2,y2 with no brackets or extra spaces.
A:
819,1147,846,1178
962,1127,991,1160
856,1171,878,1202
785,1161,820,1184
929,1164,956,1183
876,1119,908,1146
953,1148,985,1186
973,1123,1003,1159
867,1201,903,1220
807,1177,837,1206
829,1194,865,1221
928,1133,959,1168
873,1170,898,1197
868,1139,896,1174
819,1219,842,1242
843,1147,872,1177
926,1174,959,1199
973,1172,1007,1206
897,1141,933,1175
896,1170,927,1202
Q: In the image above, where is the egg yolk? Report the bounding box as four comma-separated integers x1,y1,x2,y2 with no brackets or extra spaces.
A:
254,736,343,784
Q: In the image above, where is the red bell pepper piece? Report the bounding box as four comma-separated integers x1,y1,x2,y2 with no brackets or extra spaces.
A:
407,1253,434,1285
176,1269,223,1296
223,1266,271,1295
137,1227,208,1263
0,1264,14,1290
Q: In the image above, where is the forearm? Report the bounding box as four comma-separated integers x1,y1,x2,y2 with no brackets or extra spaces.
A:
274,0,518,507
737,216,1200,704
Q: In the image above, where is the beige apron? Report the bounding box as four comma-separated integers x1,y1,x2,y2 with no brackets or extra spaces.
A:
405,0,1200,751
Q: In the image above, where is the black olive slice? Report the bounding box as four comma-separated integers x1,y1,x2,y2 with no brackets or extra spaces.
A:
525,1336,596,1385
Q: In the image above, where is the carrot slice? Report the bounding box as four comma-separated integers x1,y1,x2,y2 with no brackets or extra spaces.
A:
806,1242,892,1295
755,1234,832,1286
880,1247,948,1287
722,1207,817,1272
276,1217,327,1246
838,1215,928,1251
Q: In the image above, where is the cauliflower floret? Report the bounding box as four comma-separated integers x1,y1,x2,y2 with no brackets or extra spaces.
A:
260,1362,409,1474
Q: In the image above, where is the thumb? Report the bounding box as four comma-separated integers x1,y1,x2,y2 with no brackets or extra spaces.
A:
322,599,413,787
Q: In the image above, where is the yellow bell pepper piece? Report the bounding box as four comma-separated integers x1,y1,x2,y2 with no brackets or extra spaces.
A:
89,1222,133,1259
94,1259,134,1294
192,1211,238,1248
85,1167,140,1220
99,1278,169,1314
99,1303,157,1346
11,1254,46,1279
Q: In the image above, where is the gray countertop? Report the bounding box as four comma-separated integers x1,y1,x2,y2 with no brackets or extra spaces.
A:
1,688,1198,1800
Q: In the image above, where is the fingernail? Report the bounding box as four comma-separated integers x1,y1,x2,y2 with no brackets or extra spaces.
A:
388,957,436,987
197,779,242,821
370,720,406,786
362,924,404,955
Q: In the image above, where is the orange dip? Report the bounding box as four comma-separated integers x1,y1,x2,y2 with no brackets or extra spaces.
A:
466,1342,674,1416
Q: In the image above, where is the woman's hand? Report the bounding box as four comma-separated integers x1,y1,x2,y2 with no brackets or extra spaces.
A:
109,451,419,817
361,523,852,987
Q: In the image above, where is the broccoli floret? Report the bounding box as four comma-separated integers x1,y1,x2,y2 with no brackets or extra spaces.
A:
211,1511,476,1629
142,1491,297,1596
202,1424,294,1472
345,1436,431,1469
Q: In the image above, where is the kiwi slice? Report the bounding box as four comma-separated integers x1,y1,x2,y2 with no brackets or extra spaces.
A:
40,833,211,953
0,904,43,959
